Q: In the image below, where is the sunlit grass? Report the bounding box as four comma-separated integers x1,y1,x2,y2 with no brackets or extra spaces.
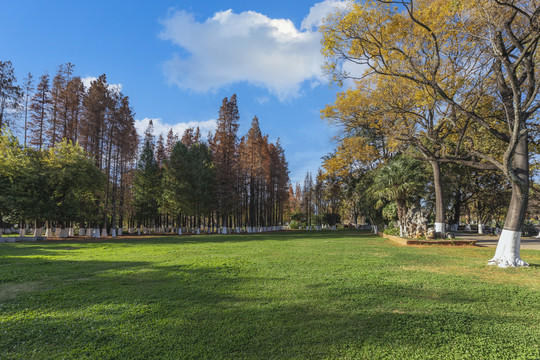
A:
1,231,539,359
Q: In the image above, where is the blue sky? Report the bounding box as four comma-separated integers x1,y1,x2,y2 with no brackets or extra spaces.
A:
0,0,349,184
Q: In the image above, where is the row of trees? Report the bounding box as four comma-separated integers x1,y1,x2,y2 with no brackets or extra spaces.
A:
133,95,291,233
0,61,139,235
288,171,341,229
321,0,540,267
1,61,291,235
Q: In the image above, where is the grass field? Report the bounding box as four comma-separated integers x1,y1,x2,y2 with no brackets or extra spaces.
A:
1,230,540,359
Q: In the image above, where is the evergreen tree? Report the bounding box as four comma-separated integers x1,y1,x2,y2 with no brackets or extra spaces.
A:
133,137,160,229
155,134,166,168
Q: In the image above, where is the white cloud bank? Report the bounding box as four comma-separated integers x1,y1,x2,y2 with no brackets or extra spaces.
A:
159,1,347,100
134,117,217,140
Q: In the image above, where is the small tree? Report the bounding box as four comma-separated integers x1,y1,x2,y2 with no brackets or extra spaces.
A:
371,157,427,237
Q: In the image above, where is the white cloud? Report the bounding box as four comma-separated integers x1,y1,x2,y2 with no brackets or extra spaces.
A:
301,0,349,30
159,1,347,100
134,117,217,140
81,76,123,94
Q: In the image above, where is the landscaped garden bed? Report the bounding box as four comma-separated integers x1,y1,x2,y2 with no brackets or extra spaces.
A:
379,232,477,246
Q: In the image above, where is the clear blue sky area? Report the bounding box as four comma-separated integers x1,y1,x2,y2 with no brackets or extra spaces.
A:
0,0,349,184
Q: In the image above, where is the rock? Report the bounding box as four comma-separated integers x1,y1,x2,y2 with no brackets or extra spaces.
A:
426,228,436,239
446,232,455,239
404,205,428,238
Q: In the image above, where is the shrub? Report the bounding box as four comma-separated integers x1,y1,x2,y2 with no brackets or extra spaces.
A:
383,227,400,236
289,220,300,230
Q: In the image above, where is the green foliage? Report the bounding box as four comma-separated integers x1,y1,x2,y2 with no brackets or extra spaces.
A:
371,156,427,207
383,226,400,236
1,232,539,359
162,141,215,222
0,133,102,226
288,220,300,229
133,139,161,225
322,213,341,226
290,212,304,222
45,140,105,225
382,202,398,221
522,220,538,237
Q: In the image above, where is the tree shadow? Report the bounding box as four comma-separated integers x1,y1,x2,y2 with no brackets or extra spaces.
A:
1,254,539,359
18,229,379,246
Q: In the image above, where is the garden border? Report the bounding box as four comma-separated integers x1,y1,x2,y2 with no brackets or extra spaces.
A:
378,232,477,246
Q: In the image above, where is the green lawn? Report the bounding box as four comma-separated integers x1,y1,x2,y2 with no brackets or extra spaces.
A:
1,231,539,359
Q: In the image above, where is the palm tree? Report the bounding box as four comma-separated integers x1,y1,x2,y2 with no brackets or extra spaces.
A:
371,156,427,237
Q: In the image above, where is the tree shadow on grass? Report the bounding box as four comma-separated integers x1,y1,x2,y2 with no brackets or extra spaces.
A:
1,255,539,359
25,229,379,246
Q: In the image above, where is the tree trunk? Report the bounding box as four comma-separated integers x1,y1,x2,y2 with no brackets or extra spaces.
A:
430,161,445,236
489,136,529,267
397,198,407,237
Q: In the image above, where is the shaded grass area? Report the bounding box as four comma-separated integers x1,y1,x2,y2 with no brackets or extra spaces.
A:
1,231,540,359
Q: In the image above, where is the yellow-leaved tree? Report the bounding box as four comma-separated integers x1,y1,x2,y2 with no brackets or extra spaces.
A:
322,0,540,267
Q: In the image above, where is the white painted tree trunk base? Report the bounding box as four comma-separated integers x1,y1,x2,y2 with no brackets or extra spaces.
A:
79,228,86,236
111,229,117,237
435,222,445,236
118,228,123,236
222,227,228,235
488,229,529,268
478,224,484,234
178,228,182,235
101,228,108,237
68,228,74,237
34,227,42,237
197,229,200,235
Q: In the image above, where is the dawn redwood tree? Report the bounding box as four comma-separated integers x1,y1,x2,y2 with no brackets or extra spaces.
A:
165,128,178,158
242,116,265,230
322,0,540,267
47,65,68,148
155,134,166,168
28,74,50,151
212,94,240,233
64,76,85,144
22,73,33,147
181,127,195,148
0,61,21,130
81,74,109,164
